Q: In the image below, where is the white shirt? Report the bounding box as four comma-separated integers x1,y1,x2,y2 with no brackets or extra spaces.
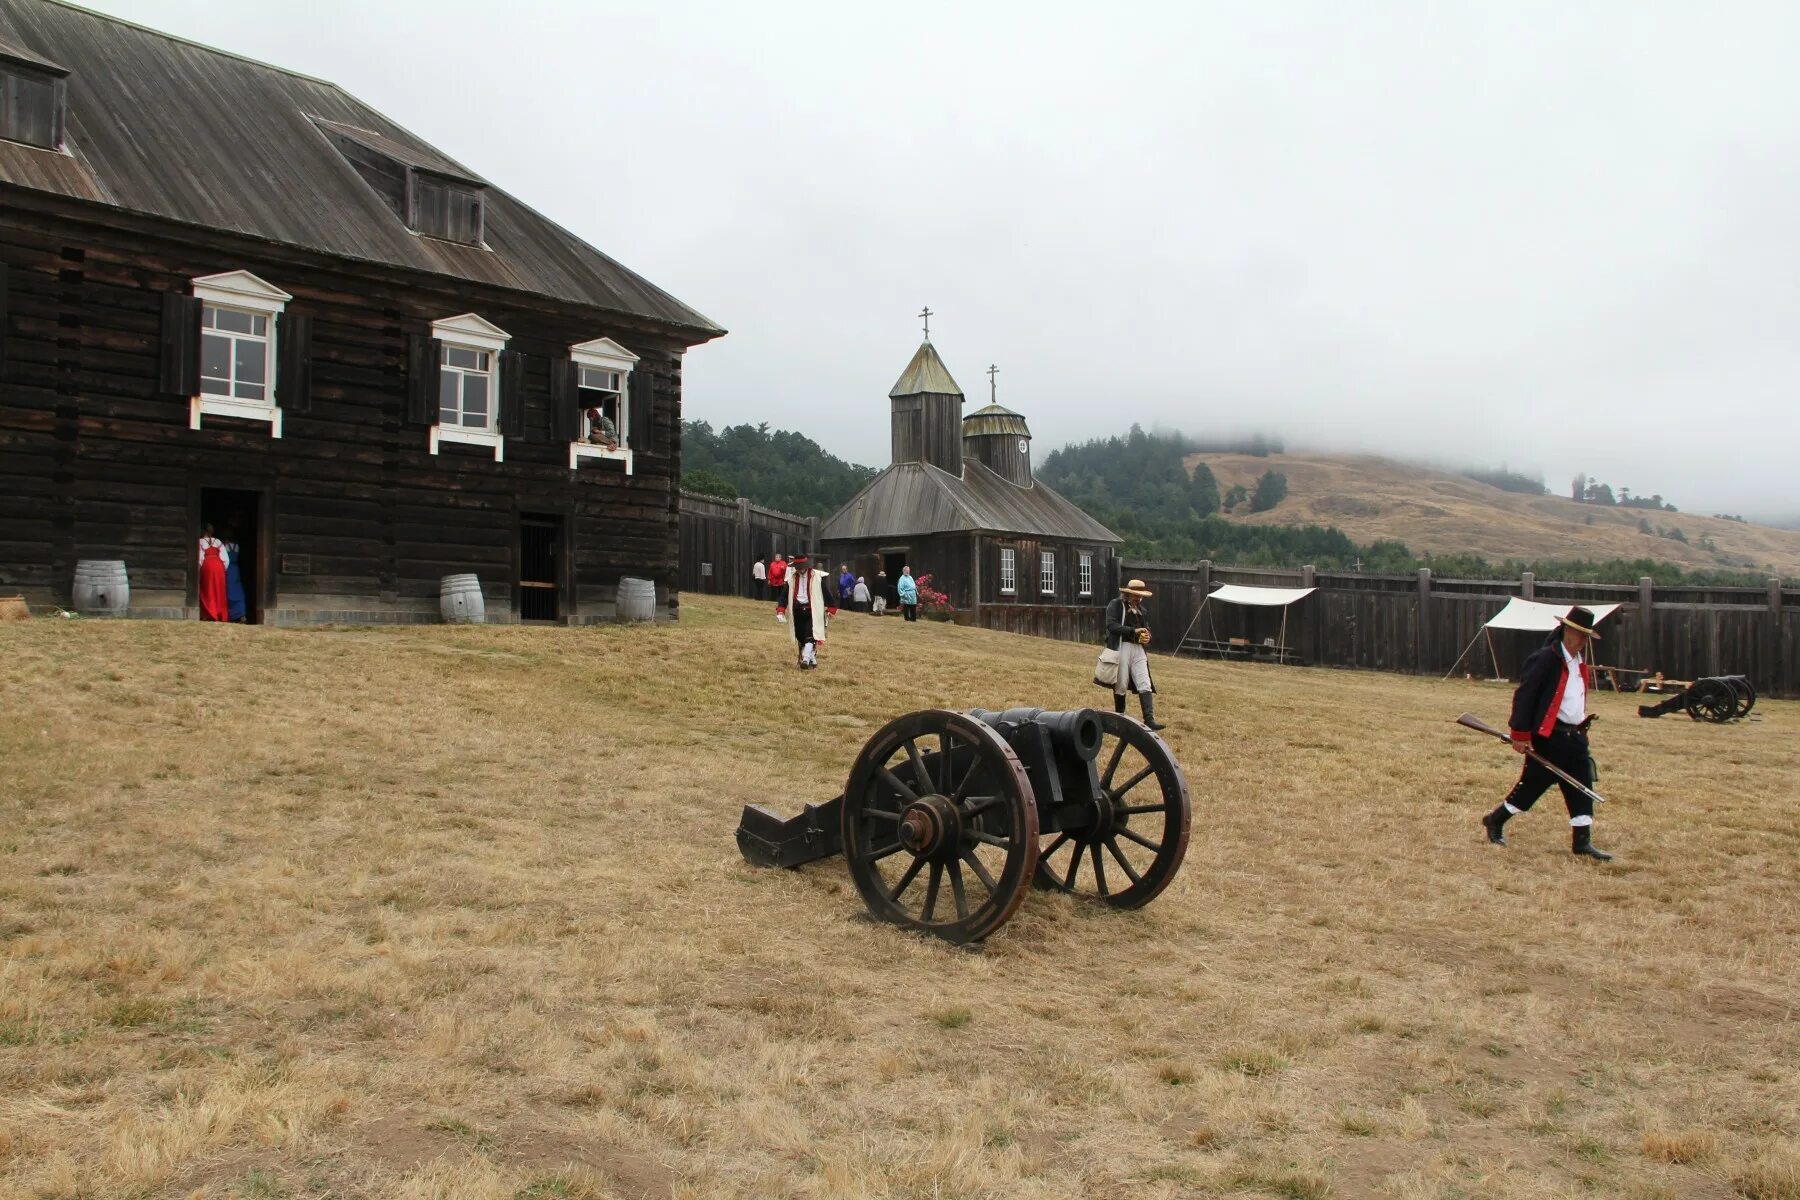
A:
753,561,766,581
198,536,229,568
1556,643,1586,725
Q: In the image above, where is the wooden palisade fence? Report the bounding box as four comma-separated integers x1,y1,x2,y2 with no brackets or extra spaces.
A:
677,493,815,599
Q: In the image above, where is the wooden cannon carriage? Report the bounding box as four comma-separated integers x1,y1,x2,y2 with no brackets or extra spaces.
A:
1637,675,1757,723
736,707,1193,943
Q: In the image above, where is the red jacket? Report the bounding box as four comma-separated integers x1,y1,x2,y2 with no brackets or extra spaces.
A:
767,559,787,588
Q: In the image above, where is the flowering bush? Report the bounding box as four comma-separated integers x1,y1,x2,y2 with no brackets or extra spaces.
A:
914,573,955,620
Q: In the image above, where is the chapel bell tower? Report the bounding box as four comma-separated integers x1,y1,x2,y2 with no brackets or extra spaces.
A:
888,307,964,475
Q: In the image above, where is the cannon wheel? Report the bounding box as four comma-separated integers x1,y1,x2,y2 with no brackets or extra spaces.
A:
1685,677,1737,723
841,709,1039,944
1725,676,1757,718
1033,712,1192,910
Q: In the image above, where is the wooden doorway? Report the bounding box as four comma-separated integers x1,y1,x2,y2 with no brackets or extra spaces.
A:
198,487,264,623
519,514,564,622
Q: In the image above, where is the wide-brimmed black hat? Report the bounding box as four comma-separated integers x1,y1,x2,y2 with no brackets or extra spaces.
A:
1559,606,1602,639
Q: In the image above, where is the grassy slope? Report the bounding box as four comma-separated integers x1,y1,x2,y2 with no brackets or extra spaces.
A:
1,598,1797,1199
1192,452,1800,576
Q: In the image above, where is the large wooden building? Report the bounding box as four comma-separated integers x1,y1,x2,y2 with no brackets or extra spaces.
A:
0,0,723,623
819,339,1120,620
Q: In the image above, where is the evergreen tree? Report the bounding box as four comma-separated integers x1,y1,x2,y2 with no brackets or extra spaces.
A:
1250,469,1289,513
1188,462,1221,517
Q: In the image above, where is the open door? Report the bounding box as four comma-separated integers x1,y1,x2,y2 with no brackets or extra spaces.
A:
519,514,563,622
199,487,263,623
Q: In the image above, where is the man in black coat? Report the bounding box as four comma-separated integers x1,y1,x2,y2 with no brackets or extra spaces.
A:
1481,606,1613,860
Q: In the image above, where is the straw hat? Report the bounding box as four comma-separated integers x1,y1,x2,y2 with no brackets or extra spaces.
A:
1559,605,1601,639
1120,578,1153,598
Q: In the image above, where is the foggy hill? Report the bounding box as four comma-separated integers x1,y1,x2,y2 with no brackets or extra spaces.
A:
1192,452,1800,578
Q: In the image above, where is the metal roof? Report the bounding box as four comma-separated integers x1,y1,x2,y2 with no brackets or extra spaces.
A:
0,0,724,341
888,341,964,398
962,403,1031,439
820,461,1120,544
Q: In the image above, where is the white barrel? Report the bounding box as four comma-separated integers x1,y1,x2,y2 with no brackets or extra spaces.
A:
73,560,130,616
439,574,486,624
616,576,657,622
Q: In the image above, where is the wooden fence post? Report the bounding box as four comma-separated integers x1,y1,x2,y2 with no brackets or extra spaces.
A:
1638,576,1655,675
1773,578,1786,696
1520,570,1534,599
736,498,751,598
1416,568,1432,672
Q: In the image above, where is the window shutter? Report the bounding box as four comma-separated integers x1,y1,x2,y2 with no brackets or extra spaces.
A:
549,357,579,443
158,291,201,396
498,348,526,439
277,311,313,414
628,367,654,453
406,333,440,425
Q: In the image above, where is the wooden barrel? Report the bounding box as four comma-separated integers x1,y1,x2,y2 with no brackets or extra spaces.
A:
439,574,486,624
73,560,130,616
616,576,656,623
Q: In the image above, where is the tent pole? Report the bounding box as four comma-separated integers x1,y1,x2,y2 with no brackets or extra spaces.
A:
1487,629,1501,680
1444,628,1483,680
1174,594,1209,657
1279,606,1288,664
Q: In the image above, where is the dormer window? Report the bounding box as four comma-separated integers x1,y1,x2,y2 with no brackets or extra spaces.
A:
410,171,484,245
0,57,67,151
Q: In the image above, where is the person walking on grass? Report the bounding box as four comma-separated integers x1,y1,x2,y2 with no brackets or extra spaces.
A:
778,553,837,669
852,576,871,613
838,564,856,612
872,570,889,615
768,554,788,621
897,566,919,622
752,556,766,596
1105,578,1165,730
1481,606,1614,861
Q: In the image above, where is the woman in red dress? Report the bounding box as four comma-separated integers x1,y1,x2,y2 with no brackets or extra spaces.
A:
197,524,230,622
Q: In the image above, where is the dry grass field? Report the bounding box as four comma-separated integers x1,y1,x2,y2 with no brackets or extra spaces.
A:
2,595,1797,1200
1191,453,1800,576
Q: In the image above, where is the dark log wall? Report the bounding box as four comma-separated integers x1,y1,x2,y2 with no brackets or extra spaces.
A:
0,192,700,622
677,493,813,598
979,536,1119,609
889,392,962,475
1119,561,1800,698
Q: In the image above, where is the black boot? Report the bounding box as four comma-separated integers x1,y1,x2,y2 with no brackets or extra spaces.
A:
1481,805,1511,846
1139,692,1166,732
1571,825,1613,862
1113,693,1127,715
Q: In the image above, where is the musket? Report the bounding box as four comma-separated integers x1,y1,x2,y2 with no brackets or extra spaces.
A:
1455,712,1606,805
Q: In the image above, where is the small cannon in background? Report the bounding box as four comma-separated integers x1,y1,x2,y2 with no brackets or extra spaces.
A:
1637,674,1756,723
736,707,1193,944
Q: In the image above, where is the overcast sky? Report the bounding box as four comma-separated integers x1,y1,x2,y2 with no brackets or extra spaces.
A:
89,0,1800,518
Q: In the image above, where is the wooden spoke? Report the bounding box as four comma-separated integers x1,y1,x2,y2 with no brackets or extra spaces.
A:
951,757,984,803
1090,841,1109,896
878,768,918,804
1040,832,1071,864
949,860,969,919
1112,764,1156,799
1065,844,1082,892
962,794,1004,819
1100,738,1128,788
1118,826,1162,853
865,808,901,822
921,862,943,922
1105,838,1143,884
904,740,932,794
1118,803,1168,816
867,840,906,863
961,848,997,893
887,855,926,902
969,830,1014,849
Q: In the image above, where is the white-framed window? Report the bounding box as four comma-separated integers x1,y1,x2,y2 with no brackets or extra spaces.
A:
1040,550,1056,595
189,271,290,437
568,336,638,472
1079,551,1093,596
439,345,493,430
429,313,509,462
999,547,1016,595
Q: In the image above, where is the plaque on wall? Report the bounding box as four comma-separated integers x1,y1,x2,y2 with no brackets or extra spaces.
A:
281,554,311,575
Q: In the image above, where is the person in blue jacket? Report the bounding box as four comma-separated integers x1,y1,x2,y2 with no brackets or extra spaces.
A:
896,566,919,622
223,532,248,622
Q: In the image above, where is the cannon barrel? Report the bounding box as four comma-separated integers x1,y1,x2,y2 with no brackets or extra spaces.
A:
967,707,1103,761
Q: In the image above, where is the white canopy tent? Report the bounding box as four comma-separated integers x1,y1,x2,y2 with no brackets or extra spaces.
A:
1445,599,1623,680
1176,583,1317,661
